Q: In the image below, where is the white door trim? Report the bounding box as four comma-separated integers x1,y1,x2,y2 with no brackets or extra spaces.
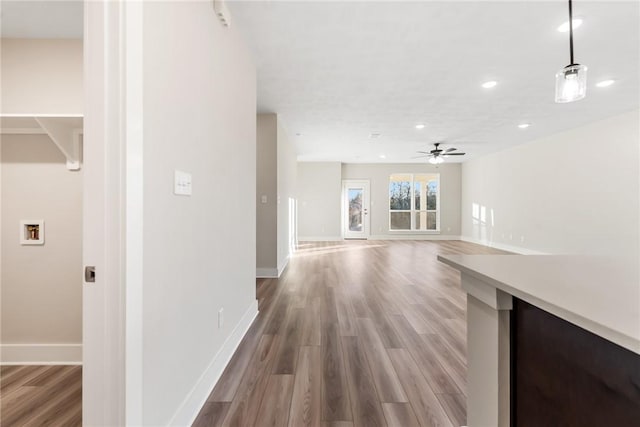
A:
83,1,141,424
342,180,371,239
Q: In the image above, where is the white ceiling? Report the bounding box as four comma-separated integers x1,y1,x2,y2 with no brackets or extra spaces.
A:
228,1,640,163
1,1,83,39
2,1,636,163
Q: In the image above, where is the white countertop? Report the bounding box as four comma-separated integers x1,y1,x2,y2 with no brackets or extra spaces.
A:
438,254,640,355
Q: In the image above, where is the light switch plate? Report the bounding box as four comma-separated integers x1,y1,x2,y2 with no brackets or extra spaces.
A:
174,170,192,196
261,195,268,204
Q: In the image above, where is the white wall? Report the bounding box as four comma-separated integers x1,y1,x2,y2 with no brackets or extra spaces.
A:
0,37,83,364
342,163,462,238
1,135,83,362
461,110,639,257
276,120,297,271
256,114,277,270
0,39,83,114
297,162,343,240
256,114,297,276
141,2,256,425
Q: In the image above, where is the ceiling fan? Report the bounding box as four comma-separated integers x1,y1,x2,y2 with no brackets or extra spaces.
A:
414,142,466,164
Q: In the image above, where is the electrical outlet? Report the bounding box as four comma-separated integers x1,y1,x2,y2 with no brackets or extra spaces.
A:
218,308,224,329
174,170,192,196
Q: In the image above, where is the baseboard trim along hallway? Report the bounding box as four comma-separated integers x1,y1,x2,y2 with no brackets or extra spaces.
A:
256,268,279,278
168,300,259,426
256,256,290,279
0,344,82,365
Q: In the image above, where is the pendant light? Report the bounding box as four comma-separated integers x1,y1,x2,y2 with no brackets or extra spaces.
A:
555,0,587,103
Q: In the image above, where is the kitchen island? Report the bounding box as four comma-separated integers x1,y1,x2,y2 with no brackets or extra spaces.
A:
437,254,640,427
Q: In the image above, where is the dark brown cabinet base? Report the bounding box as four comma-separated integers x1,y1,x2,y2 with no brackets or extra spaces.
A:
512,299,640,426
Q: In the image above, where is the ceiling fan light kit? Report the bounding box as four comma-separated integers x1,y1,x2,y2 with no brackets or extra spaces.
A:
416,142,466,164
555,0,587,103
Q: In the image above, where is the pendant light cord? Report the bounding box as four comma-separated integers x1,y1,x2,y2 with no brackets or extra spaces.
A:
569,0,575,65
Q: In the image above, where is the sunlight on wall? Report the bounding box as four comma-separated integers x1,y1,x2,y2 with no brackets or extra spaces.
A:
289,197,297,253
471,201,491,242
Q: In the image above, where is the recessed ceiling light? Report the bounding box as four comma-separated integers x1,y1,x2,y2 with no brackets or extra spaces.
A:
596,79,616,88
379,154,386,159
482,80,498,89
557,18,583,33
295,133,301,136
415,124,425,129
369,133,381,139
518,123,531,129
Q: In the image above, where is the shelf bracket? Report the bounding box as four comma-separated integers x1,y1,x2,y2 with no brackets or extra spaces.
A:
34,117,83,170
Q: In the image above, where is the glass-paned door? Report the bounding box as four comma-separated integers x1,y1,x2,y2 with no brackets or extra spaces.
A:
343,180,370,239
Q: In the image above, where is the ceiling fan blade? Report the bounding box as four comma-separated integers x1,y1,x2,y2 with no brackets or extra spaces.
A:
416,151,431,154
445,147,457,152
445,152,466,156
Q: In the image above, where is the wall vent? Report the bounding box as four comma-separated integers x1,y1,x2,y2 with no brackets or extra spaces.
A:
213,0,231,28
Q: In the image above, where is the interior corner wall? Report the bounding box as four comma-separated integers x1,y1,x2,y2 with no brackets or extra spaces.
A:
1,135,83,362
257,113,277,272
141,2,257,425
276,120,297,272
0,38,83,114
341,163,462,238
461,110,640,257
297,162,343,240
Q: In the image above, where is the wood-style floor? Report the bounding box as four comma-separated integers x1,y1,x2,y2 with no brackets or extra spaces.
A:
194,240,508,427
0,365,82,426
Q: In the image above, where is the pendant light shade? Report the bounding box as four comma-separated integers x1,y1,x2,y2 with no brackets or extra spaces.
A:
555,64,587,103
429,156,444,165
555,0,587,103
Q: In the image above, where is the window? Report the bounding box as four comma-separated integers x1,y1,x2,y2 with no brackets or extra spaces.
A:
389,173,440,231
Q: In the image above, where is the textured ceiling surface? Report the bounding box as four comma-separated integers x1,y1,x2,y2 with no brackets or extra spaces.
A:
228,1,640,163
1,1,83,39
3,1,637,163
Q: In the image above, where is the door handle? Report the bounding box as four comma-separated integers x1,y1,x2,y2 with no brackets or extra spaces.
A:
85,266,96,283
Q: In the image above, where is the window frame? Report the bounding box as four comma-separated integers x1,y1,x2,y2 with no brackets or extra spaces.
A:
388,173,441,233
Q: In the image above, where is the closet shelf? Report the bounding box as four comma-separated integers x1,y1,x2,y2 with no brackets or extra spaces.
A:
1,114,83,170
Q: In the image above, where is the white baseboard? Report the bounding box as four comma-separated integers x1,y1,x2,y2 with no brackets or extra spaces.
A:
169,299,259,426
299,235,462,242
256,267,278,278
460,235,548,255
0,343,82,365
257,255,290,278
298,236,343,242
277,255,289,277
368,234,462,241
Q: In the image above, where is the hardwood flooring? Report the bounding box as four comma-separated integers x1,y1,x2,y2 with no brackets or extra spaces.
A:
0,365,82,426
195,240,508,427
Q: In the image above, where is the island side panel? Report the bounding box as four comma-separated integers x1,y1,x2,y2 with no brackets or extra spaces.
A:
513,298,640,426
464,274,512,427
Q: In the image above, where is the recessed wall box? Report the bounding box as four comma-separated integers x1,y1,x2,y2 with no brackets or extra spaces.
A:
20,220,45,245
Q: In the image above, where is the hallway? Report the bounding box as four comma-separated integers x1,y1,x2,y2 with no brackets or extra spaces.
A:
194,240,507,427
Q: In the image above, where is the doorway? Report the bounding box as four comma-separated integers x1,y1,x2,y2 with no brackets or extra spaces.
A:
342,180,370,239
